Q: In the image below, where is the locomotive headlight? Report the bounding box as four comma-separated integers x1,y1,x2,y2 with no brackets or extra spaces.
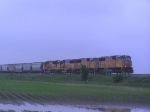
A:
125,66,126,67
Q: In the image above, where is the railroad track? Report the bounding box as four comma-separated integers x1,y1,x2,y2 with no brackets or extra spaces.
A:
132,74,150,76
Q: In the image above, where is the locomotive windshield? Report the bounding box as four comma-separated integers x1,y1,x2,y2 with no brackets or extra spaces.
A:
126,57,131,61
116,56,131,64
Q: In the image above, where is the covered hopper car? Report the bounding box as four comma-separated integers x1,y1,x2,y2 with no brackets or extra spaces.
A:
15,64,23,73
32,62,43,73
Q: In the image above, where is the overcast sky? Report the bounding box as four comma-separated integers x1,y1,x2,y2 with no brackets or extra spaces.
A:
0,0,149,74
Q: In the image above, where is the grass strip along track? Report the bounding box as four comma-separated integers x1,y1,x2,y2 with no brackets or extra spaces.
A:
0,74,150,105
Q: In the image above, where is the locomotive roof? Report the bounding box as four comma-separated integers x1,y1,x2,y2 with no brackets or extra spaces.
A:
110,55,131,57
100,56,110,58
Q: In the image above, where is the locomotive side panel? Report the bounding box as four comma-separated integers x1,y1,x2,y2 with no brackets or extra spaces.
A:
56,60,66,73
74,59,81,70
50,61,58,73
56,62,60,71
64,60,71,70
43,61,63,74
99,61,105,68
70,60,75,72
89,61,96,69
89,58,98,73
116,60,123,68
110,60,116,68
81,59,89,67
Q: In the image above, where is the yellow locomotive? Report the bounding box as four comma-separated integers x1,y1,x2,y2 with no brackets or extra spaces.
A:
43,55,133,74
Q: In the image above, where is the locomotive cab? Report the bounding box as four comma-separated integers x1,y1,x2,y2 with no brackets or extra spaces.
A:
116,55,133,74
122,55,133,73
123,55,132,67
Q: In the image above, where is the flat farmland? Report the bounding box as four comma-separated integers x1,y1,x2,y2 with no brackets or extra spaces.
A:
0,74,150,106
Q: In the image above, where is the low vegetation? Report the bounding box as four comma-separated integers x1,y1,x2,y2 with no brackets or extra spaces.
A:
80,64,89,81
0,74,150,105
113,74,123,83
1,74,150,88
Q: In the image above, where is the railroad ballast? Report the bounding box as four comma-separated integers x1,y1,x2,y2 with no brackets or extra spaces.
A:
0,55,133,74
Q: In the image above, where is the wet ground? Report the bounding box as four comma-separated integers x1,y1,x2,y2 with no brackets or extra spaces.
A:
0,102,150,112
0,89,149,112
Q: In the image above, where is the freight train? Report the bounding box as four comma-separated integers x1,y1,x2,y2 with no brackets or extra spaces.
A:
0,55,133,74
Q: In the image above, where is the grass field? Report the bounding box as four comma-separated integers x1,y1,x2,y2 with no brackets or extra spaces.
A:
2,74,150,88
0,74,150,105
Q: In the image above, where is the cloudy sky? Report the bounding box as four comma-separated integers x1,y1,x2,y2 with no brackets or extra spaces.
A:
0,0,149,74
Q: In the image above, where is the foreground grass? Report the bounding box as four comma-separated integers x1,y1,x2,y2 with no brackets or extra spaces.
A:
0,74,150,88
0,74,149,104
0,80,150,104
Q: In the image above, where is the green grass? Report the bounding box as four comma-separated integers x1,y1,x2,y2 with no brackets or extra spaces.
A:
0,79,150,104
0,74,150,104
1,74,150,88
